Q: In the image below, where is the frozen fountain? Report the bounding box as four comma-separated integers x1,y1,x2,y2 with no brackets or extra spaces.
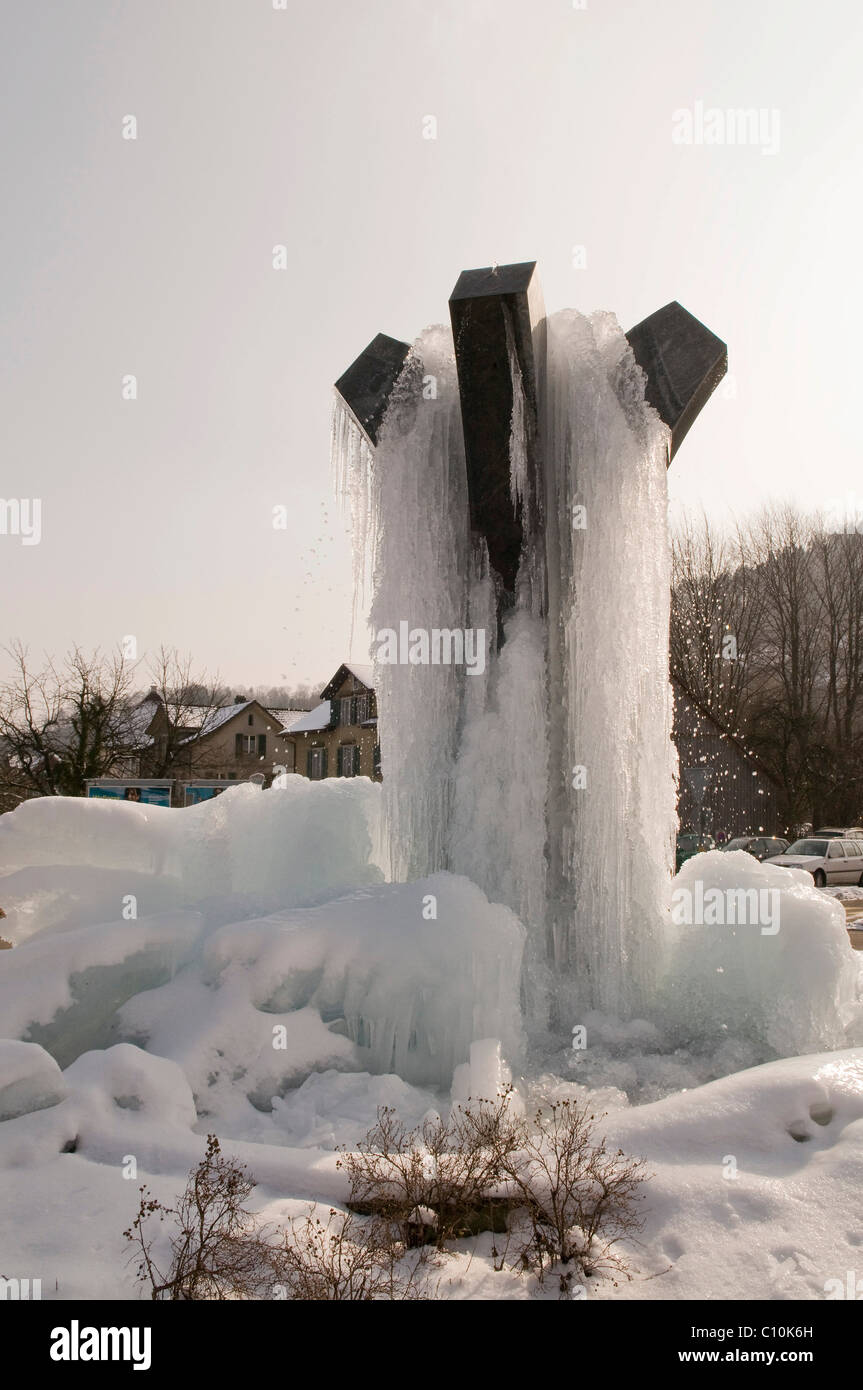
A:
333,262,727,1022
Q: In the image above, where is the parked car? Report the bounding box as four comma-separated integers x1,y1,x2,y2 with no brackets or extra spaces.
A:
676,832,715,871
765,837,863,887
816,826,863,838
719,835,789,861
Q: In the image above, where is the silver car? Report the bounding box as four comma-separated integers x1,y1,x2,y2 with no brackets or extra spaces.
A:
766,837,863,887
719,835,789,861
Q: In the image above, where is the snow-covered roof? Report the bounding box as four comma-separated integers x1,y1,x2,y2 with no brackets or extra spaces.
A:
179,702,252,744
320,662,375,698
266,708,309,731
343,663,374,687
285,700,333,734
121,695,162,748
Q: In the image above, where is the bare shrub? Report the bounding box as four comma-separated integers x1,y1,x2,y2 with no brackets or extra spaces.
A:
124,1134,434,1301
124,1135,279,1300
501,1100,647,1285
126,1100,648,1299
338,1092,524,1250
340,1094,648,1290
274,1206,429,1301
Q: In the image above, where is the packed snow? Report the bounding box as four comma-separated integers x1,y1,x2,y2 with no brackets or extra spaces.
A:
4,309,863,1302
1,785,862,1301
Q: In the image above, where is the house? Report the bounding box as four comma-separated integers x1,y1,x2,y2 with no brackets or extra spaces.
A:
287,664,380,780
114,692,304,800
169,699,298,783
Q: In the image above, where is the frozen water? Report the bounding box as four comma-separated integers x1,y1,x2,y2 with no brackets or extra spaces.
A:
0,1040,67,1121
661,851,863,1057
334,309,677,1020
0,778,383,945
546,311,677,1015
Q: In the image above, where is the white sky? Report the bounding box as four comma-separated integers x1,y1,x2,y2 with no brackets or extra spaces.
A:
1,0,861,689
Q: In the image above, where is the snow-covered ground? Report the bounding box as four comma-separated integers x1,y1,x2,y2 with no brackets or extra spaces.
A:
2,788,863,1301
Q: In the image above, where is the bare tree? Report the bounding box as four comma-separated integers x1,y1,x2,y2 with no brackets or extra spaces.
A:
740,507,829,823
671,512,765,732
672,504,863,826
140,646,224,778
809,523,863,822
0,642,136,801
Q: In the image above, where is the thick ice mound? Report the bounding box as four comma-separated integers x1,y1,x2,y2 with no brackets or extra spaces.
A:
270,1069,439,1149
661,851,863,1057
0,777,383,943
0,1040,68,1121
0,911,203,1068
121,873,525,1110
0,783,525,1108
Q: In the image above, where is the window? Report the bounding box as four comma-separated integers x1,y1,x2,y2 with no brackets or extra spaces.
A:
355,694,369,724
248,714,253,726
340,696,354,726
257,734,267,756
338,744,358,777
308,746,327,780
827,842,844,858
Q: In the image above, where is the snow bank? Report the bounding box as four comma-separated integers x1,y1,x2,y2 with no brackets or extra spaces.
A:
0,912,203,1067
661,851,863,1058
172,777,383,908
209,873,524,1087
0,1040,67,1121
1,873,522,1108
0,778,383,944
0,795,174,876
62,1043,198,1138
270,1069,439,1149
601,1047,863,1300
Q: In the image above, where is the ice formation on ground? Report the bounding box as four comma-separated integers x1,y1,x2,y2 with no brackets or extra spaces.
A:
660,851,863,1058
3,1026,863,1301
0,791,524,1105
0,777,383,943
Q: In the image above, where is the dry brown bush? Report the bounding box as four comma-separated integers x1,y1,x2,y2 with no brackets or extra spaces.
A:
125,1096,648,1300
339,1092,648,1288
502,1100,647,1287
125,1134,433,1301
274,1206,429,1301
337,1091,523,1250
124,1135,279,1300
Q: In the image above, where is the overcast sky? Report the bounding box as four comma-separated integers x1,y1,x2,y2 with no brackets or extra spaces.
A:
1,0,861,690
